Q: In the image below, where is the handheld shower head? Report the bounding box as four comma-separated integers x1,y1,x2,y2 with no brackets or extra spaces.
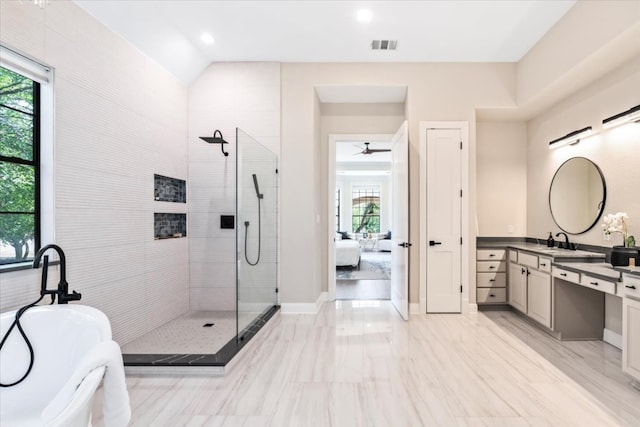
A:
252,174,264,199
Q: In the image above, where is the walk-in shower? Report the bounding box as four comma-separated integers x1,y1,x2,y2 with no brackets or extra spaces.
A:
120,128,278,369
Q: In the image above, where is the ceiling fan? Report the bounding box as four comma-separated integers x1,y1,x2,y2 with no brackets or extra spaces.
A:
354,142,392,155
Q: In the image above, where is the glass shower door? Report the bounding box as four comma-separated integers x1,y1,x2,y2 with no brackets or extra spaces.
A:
236,128,278,337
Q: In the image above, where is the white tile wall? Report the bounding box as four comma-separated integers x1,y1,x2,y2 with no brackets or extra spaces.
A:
188,63,281,311
0,1,189,346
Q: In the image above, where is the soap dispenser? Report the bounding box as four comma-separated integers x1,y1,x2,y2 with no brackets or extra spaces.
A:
547,232,555,248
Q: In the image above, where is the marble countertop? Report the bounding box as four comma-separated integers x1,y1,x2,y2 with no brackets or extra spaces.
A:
478,241,606,261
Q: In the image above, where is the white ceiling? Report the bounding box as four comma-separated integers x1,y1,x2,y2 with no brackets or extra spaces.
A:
73,0,576,84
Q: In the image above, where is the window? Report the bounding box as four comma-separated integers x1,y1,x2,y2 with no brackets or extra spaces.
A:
1,46,52,268
0,66,40,265
352,187,380,233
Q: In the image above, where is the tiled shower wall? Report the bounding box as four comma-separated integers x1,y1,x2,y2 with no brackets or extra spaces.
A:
188,63,280,311
0,1,189,345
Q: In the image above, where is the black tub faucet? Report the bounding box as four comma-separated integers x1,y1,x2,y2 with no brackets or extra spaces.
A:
33,244,81,304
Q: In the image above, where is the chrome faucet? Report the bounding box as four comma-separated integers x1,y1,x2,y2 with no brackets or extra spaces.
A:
33,244,81,304
555,232,575,250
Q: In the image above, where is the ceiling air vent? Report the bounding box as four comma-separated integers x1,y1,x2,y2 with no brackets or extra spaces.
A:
371,40,398,51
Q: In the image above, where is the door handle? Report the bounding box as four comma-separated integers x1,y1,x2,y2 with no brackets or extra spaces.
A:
398,242,413,248
429,240,442,246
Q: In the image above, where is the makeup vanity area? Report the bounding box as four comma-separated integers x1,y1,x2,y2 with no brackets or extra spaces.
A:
477,157,640,386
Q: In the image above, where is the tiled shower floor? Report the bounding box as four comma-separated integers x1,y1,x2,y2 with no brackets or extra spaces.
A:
121,311,238,355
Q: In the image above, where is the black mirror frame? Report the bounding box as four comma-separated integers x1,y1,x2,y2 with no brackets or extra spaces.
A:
549,156,607,235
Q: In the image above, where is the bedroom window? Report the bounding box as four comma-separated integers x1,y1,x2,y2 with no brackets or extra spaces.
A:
1,45,53,269
352,187,380,234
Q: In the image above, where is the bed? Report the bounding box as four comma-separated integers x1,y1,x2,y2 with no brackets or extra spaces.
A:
335,239,361,267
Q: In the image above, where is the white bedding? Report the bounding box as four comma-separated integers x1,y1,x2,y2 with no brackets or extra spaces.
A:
336,239,360,267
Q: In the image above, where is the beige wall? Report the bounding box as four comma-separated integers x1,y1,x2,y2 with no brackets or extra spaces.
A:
476,122,528,237
281,62,517,305
0,1,189,345
517,0,640,115
526,55,640,245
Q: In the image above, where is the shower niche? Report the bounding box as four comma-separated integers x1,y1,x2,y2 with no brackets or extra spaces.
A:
154,213,186,239
154,174,186,203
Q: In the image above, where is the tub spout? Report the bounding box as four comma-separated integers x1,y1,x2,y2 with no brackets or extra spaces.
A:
33,244,81,304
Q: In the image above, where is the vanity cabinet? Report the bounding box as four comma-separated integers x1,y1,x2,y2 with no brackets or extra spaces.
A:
527,268,552,328
508,249,552,328
476,249,507,304
622,274,640,382
508,262,527,312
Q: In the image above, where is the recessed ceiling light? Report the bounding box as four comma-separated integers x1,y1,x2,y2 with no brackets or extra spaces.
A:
356,9,373,23
200,33,215,44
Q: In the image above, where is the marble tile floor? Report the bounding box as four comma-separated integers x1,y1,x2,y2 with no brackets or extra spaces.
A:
336,279,390,300
93,301,640,426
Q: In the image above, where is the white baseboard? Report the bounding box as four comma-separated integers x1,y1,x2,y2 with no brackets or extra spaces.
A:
409,303,420,315
603,328,622,350
468,303,478,314
281,292,327,314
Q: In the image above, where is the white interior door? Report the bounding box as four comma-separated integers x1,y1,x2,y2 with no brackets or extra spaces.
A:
391,120,409,320
426,128,461,313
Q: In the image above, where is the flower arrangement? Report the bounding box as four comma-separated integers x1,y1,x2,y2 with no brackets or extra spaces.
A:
602,212,635,247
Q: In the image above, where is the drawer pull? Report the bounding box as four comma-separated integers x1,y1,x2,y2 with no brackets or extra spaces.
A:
560,273,567,277
489,265,496,269
489,279,496,282
590,281,599,286
540,263,547,267
626,285,637,290
489,254,496,257
489,294,496,297
521,268,526,274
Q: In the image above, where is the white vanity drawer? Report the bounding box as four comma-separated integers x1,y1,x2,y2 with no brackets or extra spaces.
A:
580,275,616,295
621,274,640,299
509,250,518,263
477,272,506,288
538,257,552,273
477,249,506,261
477,288,507,303
476,261,506,273
552,267,580,284
518,252,538,269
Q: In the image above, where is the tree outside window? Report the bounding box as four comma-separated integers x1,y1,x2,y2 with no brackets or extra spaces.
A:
352,188,380,234
0,66,39,264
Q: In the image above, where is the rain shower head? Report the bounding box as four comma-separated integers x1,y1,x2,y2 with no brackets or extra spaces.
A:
199,129,229,156
252,174,264,199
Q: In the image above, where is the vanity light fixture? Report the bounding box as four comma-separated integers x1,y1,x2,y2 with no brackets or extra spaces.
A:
548,126,592,150
199,130,229,156
602,104,640,129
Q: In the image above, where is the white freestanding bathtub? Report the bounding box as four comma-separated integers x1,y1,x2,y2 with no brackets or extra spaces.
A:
0,304,129,426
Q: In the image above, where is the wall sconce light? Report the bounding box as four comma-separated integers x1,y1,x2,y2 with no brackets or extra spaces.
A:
602,104,640,129
199,130,229,156
548,126,592,149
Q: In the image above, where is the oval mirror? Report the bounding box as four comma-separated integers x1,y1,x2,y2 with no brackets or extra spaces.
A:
549,157,606,234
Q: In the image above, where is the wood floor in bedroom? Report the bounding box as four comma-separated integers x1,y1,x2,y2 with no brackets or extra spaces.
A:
92,301,640,426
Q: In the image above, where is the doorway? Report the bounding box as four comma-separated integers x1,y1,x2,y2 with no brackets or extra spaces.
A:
329,134,393,301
